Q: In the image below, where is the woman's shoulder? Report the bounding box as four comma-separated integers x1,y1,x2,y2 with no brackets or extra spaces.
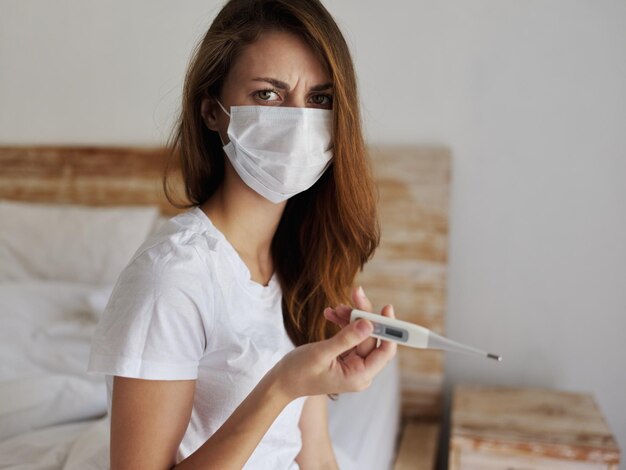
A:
124,207,221,280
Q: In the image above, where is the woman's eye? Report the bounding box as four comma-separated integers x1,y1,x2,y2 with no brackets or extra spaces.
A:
311,94,333,106
256,89,279,101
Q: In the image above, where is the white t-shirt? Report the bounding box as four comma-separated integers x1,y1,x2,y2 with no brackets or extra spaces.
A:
87,206,306,468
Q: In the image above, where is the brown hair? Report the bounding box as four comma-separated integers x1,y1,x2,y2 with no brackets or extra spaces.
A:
164,0,379,347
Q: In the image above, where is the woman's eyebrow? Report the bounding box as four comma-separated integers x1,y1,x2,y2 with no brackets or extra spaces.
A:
252,77,333,92
310,82,333,92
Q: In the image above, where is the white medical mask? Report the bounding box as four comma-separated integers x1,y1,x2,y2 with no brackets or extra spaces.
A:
216,99,333,204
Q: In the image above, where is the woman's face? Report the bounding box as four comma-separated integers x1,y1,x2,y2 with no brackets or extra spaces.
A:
201,29,333,144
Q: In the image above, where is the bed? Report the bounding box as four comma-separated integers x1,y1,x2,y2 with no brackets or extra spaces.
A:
0,145,451,469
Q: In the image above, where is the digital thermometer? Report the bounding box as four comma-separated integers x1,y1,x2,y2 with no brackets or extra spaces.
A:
350,309,502,361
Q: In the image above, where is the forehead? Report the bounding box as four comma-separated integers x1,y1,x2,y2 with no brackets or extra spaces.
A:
226,30,330,86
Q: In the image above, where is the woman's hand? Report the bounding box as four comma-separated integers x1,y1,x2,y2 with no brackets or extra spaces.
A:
272,288,397,401
323,285,394,358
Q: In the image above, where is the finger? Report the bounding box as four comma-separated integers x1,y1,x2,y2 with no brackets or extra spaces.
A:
351,285,373,312
323,307,347,327
364,337,397,375
355,331,377,358
339,345,356,360
327,305,375,356
336,347,368,373
380,303,395,319
327,306,350,327
324,318,373,358
333,304,352,323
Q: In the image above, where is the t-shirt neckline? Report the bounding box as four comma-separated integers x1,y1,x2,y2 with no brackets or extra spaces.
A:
191,206,279,298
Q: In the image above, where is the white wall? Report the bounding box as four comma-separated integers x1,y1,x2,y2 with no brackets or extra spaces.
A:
2,0,625,466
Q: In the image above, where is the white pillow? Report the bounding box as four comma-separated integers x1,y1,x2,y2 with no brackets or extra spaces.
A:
0,200,160,285
0,280,109,441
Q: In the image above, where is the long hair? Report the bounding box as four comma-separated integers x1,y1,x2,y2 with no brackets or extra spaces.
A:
164,0,379,347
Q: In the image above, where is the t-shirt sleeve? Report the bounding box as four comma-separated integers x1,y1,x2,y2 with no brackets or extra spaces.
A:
87,242,212,380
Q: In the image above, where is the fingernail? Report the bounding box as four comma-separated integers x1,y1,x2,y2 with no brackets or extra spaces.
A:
356,319,372,335
357,285,365,298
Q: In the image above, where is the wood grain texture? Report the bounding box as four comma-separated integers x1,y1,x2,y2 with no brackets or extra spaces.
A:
450,449,614,470
357,146,450,418
0,146,184,216
394,419,440,470
0,144,450,421
450,384,621,468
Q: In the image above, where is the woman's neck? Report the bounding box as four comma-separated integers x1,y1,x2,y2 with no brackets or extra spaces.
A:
199,162,286,284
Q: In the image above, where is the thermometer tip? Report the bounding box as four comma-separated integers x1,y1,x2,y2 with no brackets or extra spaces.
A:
487,353,502,362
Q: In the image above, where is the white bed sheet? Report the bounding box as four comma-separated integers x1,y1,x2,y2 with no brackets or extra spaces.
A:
0,280,400,469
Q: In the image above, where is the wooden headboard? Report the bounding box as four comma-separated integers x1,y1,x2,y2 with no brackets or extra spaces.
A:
0,145,451,421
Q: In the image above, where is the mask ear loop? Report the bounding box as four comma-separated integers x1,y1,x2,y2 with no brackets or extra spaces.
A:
214,98,231,146
215,98,231,118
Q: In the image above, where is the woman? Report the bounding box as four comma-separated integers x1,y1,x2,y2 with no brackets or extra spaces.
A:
87,0,397,468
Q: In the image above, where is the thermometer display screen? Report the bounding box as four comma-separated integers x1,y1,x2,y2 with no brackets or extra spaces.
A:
384,327,404,339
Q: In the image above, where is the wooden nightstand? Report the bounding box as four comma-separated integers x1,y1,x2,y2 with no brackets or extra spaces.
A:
449,384,621,470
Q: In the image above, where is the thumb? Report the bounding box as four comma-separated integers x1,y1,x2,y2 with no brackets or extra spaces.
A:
325,319,373,358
